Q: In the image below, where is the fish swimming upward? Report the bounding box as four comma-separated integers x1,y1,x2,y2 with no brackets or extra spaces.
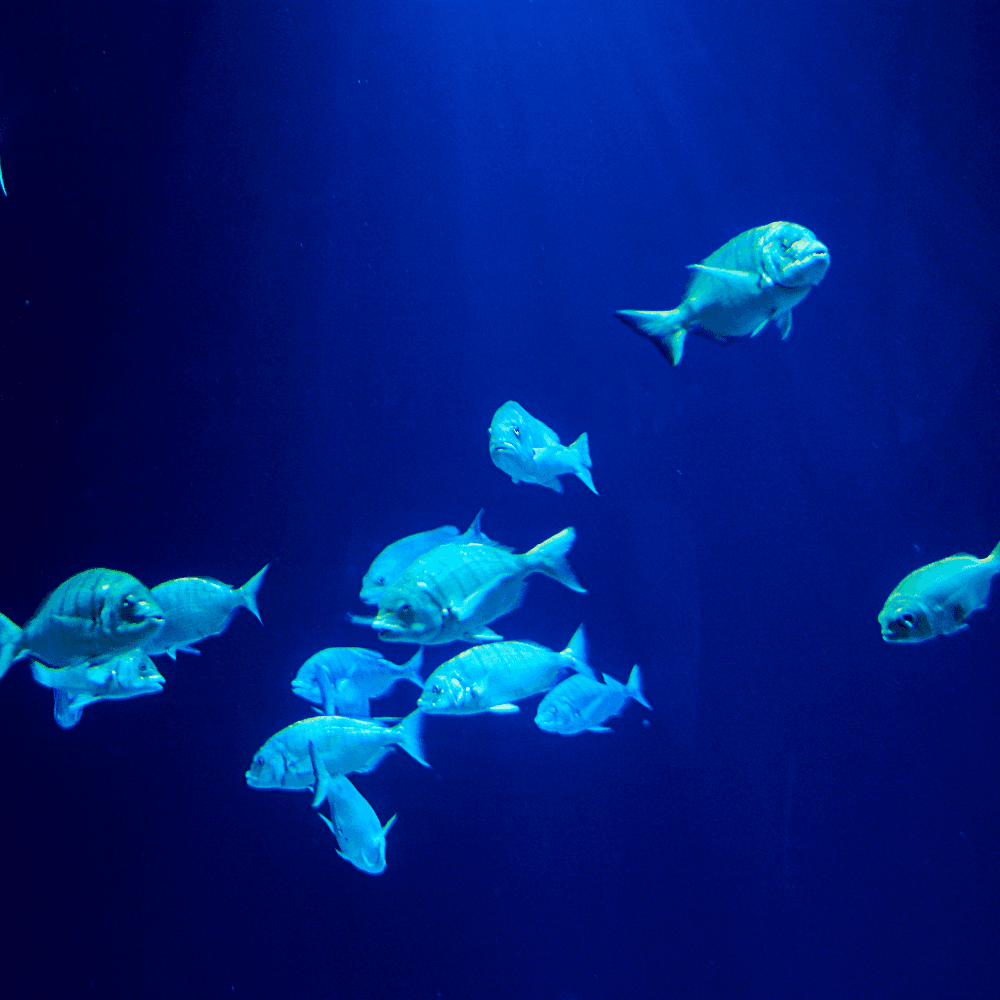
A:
879,538,1000,642
489,401,597,495
616,221,830,366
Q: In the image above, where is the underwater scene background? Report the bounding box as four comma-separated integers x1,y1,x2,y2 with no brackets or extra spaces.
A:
1,2,998,998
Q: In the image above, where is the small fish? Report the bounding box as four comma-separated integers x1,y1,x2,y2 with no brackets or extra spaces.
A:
308,742,396,875
372,520,585,646
418,624,593,715
143,564,268,659
879,539,1000,642
489,401,597,495
360,525,460,605
32,650,166,729
245,710,429,791
616,221,830,366
0,569,164,681
535,664,651,735
292,646,424,717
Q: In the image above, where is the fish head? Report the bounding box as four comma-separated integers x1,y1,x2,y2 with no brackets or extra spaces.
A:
112,650,166,694
100,578,165,643
246,744,291,789
359,568,389,606
762,224,830,289
340,836,388,875
417,669,471,713
373,588,442,643
489,401,535,473
878,598,935,642
534,699,575,734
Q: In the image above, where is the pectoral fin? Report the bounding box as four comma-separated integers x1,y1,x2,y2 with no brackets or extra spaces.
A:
308,741,333,809
452,578,517,623
773,311,792,339
462,626,503,642
688,263,761,296
488,704,520,714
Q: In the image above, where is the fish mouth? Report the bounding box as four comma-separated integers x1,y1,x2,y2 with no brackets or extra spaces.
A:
490,444,515,458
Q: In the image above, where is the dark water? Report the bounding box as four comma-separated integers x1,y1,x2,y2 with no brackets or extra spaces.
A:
1,2,998,998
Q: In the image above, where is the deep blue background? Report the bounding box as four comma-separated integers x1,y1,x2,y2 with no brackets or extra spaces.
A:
1,2,998,998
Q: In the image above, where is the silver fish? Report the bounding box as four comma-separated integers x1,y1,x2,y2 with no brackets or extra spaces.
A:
489,401,597,495
143,564,268,659
308,742,396,875
372,521,585,646
360,526,460,605
617,221,830,366
0,569,164,681
292,646,423,717
535,664,651,735
32,650,166,730
245,710,429,791
418,624,593,715
879,539,1000,642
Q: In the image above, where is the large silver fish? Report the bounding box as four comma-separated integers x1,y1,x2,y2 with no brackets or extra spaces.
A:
360,525,460,606
616,221,830,366
245,710,429,791
418,625,593,715
535,664,650,735
291,646,424,717
879,539,1000,642
308,742,396,875
489,401,597,495
143,565,268,659
371,522,586,645
31,650,166,729
0,569,164,681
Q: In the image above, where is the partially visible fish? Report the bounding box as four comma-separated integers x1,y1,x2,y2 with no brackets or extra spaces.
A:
535,664,651,735
308,742,396,875
489,401,597,495
372,520,585,646
245,710,429,791
360,525,460,605
418,625,593,715
292,646,423,717
0,569,163,681
33,650,166,729
879,539,1000,642
143,564,268,659
617,221,829,366
0,154,6,197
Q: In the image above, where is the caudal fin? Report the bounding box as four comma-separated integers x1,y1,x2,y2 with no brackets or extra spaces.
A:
569,433,598,495
392,710,430,768
238,564,270,624
402,647,425,686
625,664,652,710
0,615,24,682
988,538,1000,566
561,624,596,680
526,527,587,594
615,309,688,366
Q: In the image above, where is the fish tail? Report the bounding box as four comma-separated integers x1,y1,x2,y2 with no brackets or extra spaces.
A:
238,564,270,624
561,624,596,680
569,433,598,495
615,309,688,366
988,538,1000,567
526,527,587,594
403,646,425,685
0,616,24,682
392,709,430,768
625,664,652,710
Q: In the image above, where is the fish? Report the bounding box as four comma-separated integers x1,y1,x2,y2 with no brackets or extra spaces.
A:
0,569,164,681
879,539,1000,642
616,221,830,366
308,742,396,875
142,564,268,659
0,154,6,196
418,624,593,715
488,401,597,495
291,646,424,717
31,650,166,730
360,525,460,605
535,664,651,735
245,710,429,791
371,521,586,645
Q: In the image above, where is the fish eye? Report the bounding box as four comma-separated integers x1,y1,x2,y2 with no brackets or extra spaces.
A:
901,613,916,628
397,603,415,625
376,577,385,586
513,426,520,438
138,661,147,672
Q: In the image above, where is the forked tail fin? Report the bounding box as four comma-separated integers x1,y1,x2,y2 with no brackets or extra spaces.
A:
569,433,598,495
238,564,269,623
615,309,688,366
526,527,587,594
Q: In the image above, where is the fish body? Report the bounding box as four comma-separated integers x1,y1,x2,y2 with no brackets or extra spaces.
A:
879,539,1000,642
292,646,424,717
0,569,164,680
372,522,585,645
616,221,830,365
489,401,597,495
245,710,428,791
308,743,395,875
418,624,592,715
535,664,650,735
143,564,268,659
33,650,166,729
360,526,460,605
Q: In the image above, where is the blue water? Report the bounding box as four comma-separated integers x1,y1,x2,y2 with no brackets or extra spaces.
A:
1,3,997,998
